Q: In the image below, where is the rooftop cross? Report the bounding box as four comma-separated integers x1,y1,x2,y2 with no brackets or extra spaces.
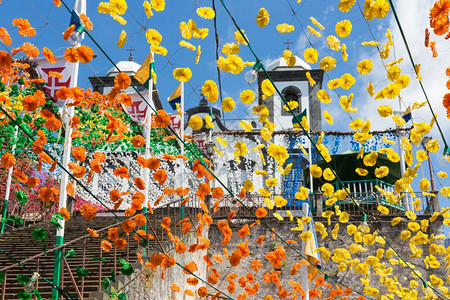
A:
283,39,293,50
127,46,136,61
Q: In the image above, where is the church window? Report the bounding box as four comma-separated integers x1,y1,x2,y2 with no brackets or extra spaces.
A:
281,86,301,116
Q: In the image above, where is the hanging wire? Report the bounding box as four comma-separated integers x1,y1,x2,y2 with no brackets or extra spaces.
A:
0,247,78,299
217,0,448,297
386,0,448,152
0,104,236,300
54,1,375,297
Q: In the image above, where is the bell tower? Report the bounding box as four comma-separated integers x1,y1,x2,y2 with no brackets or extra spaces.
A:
257,55,324,131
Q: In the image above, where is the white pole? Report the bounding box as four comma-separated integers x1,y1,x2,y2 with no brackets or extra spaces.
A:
180,82,185,219
52,49,79,299
0,126,18,234
301,201,310,300
306,96,313,196
143,80,154,206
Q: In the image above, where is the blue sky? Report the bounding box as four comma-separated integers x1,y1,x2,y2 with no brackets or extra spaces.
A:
1,0,449,213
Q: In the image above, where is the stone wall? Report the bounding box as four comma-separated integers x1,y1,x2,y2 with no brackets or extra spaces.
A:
93,232,209,300
207,215,446,299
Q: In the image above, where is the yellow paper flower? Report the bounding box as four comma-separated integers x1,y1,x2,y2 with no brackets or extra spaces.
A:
116,30,127,48
256,8,270,27
240,90,255,104
227,55,244,74
363,152,378,167
355,168,368,176
327,78,342,89
310,164,322,178
326,35,341,51
361,41,380,46
293,187,308,201
374,166,389,178
283,101,299,112
357,59,373,75
195,45,201,64
395,74,410,88
150,0,165,11
276,23,295,33
309,17,325,30
437,171,448,178
335,20,352,38
179,40,195,51
338,0,356,12
282,50,296,67
188,115,203,131
244,179,254,192
317,90,331,103
416,150,427,161
234,30,248,45
179,21,192,39
323,167,335,180
222,97,235,112
305,72,316,86
239,120,253,132
145,28,162,46
110,0,127,14
323,110,333,125
303,48,319,64
221,43,239,55
235,142,248,156
425,139,439,153
274,196,287,207
339,73,355,89
419,178,430,191
319,56,337,71
307,25,321,38
261,79,275,97
197,7,215,19
267,144,289,165
201,80,218,103
341,43,348,61
216,136,228,147
264,197,274,209
377,105,392,117
371,0,390,19
111,13,127,25
265,178,278,187
387,65,401,81
339,211,349,223
143,1,153,18
151,45,167,56
173,67,192,82
321,183,334,196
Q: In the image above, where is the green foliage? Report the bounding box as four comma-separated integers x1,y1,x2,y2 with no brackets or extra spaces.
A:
64,249,76,258
32,228,47,241
16,292,32,300
14,190,27,205
76,267,90,277
16,274,29,285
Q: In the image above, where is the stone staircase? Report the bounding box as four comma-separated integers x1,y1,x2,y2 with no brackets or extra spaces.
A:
0,211,179,300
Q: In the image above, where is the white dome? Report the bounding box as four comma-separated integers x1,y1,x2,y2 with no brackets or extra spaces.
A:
107,61,141,76
266,55,311,71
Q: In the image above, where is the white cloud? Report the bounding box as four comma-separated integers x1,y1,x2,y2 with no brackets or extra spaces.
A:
359,0,449,139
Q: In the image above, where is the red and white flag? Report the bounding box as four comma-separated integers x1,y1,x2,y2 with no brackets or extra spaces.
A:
34,57,72,104
121,91,150,124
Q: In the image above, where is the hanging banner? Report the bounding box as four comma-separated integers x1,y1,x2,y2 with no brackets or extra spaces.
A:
34,57,72,104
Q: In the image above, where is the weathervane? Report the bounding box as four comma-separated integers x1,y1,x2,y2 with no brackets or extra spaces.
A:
127,46,136,61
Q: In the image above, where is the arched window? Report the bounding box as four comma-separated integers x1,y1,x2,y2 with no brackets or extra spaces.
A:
281,86,301,116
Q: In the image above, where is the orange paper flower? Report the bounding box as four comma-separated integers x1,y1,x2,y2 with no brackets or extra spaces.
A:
1,152,16,168
80,203,97,221
75,45,94,63
153,110,171,128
